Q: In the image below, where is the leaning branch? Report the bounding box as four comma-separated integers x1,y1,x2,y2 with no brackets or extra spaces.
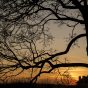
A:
36,33,86,65
21,34,86,70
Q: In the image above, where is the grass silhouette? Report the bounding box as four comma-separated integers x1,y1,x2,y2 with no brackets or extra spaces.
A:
0,82,77,88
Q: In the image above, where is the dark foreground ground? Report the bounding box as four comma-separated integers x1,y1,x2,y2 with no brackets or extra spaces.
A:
0,82,87,88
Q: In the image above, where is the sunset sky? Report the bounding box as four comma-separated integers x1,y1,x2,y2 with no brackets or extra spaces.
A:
13,21,88,84
1,1,88,85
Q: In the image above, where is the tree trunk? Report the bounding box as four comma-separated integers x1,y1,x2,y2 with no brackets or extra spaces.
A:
81,7,88,56
85,23,88,56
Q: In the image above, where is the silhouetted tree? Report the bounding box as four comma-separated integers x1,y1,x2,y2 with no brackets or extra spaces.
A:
0,0,88,83
77,76,88,88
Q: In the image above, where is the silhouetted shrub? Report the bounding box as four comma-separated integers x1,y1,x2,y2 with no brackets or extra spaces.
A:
77,76,88,88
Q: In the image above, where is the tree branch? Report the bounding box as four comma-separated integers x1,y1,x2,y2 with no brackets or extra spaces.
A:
53,63,88,68
58,0,77,9
36,33,86,65
37,5,84,24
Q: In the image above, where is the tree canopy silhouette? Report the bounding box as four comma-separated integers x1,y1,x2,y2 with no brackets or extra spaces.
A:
0,0,88,83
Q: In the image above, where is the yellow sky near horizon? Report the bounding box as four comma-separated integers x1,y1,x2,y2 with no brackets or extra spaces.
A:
12,66,88,81
7,66,87,86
